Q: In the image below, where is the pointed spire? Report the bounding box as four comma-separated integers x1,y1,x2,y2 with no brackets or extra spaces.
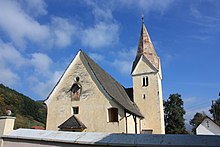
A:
136,16,159,69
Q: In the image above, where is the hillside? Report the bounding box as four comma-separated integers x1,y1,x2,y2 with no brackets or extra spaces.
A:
0,84,46,129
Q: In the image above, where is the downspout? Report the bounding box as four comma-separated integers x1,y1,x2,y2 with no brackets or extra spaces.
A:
124,110,128,134
133,115,137,134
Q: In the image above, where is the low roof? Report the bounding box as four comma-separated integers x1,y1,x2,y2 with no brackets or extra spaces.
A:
58,115,86,130
196,116,220,129
81,51,143,118
4,129,220,146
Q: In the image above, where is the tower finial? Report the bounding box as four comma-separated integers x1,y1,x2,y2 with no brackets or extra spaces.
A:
141,14,144,24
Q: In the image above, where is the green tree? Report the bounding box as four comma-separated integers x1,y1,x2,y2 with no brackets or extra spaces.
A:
0,83,46,128
164,93,187,134
209,96,220,125
189,112,206,134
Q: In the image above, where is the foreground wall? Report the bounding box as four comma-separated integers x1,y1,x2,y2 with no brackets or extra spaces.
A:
0,116,15,147
2,129,220,147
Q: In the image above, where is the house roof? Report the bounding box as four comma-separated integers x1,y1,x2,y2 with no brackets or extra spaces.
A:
81,51,143,118
31,126,45,130
196,116,220,129
58,115,86,130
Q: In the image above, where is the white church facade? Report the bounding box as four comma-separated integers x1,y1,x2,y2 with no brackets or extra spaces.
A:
45,17,165,134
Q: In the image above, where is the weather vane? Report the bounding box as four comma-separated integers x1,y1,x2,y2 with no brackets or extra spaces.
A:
142,14,144,23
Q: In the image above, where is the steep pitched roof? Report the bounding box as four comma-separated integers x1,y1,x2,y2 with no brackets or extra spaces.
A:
58,115,86,130
132,16,159,73
81,51,143,118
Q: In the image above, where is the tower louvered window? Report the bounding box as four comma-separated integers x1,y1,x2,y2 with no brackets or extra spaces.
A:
142,76,149,87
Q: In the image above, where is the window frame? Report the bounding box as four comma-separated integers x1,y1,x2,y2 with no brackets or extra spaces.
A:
72,106,79,115
142,76,149,87
108,108,118,122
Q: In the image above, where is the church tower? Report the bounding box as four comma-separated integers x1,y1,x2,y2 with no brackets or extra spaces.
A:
131,17,165,134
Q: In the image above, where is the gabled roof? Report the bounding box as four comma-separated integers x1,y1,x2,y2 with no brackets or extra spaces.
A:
196,116,220,129
131,54,158,75
45,50,143,118
81,51,143,118
131,55,141,74
58,115,86,130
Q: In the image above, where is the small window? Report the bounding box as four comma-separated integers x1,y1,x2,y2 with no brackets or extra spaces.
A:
142,76,149,87
143,94,146,99
73,107,79,114
108,108,118,122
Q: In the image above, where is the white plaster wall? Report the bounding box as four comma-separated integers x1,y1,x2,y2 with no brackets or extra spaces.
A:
0,117,15,135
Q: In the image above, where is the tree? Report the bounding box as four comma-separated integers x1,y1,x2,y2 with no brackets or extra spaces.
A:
209,97,220,125
189,112,206,134
164,93,187,134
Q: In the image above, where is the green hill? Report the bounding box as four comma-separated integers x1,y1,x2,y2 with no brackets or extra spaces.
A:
0,84,46,129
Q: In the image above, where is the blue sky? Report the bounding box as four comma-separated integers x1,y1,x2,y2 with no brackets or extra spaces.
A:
0,0,220,122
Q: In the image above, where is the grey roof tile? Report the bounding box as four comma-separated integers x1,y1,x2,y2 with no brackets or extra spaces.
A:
81,51,143,118
58,115,86,130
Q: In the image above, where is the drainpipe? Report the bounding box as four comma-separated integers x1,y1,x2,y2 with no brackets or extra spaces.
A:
124,110,128,134
133,115,137,134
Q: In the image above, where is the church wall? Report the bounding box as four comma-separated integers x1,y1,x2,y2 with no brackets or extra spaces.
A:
46,53,126,133
132,59,164,134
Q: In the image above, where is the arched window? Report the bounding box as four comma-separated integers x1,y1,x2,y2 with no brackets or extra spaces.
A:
142,76,149,87
108,108,118,122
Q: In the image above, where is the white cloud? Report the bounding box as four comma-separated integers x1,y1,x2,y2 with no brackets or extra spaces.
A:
20,0,48,17
92,6,113,22
112,60,131,74
89,52,104,62
82,22,119,49
80,1,120,49
0,66,19,86
0,0,78,50
0,0,50,49
118,0,174,14
50,17,77,48
28,71,62,99
190,6,201,18
111,48,136,74
30,53,53,76
0,40,26,67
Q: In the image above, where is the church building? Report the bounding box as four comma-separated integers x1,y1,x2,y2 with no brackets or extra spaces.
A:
45,17,165,134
